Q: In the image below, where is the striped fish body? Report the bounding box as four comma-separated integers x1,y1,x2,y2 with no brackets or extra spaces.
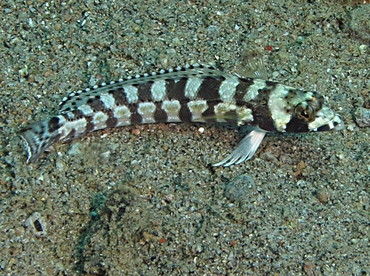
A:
20,64,343,165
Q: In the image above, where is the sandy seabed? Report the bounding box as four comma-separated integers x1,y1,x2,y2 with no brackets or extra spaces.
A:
0,1,369,275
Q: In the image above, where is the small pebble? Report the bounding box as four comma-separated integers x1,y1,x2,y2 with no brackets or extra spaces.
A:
224,175,255,203
359,44,368,55
67,143,83,156
316,190,330,204
131,128,141,135
260,151,278,163
25,212,47,237
354,107,370,127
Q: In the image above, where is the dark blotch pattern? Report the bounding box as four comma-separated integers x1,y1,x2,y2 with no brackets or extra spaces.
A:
87,97,104,112
201,99,222,123
235,78,254,101
317,124,331,132
71,109,85,120
48,116,60,133
137,82,154,101
84,116,96,134
197,77,223,100
104,110,118,128
166,78,187,101
109,88,127,106
251,105,275,131
179,103,193,123
286,117,309,132
106,117,118,128
154,102,168,123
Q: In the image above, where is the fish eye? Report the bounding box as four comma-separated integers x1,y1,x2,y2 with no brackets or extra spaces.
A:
294,104,315,122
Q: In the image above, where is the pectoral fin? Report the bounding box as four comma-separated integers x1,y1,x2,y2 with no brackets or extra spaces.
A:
213,128,266,167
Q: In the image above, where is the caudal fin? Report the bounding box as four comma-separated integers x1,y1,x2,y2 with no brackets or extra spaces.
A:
20,116,64,163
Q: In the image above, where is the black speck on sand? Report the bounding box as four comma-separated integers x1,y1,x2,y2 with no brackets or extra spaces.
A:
0,1,368,275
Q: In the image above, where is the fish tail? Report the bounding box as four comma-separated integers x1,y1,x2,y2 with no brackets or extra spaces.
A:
19,116,64,163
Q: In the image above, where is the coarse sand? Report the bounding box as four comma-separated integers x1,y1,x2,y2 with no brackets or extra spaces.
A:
0,1,368,275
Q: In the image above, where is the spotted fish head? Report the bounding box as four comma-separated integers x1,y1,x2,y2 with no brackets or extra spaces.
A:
269,86,344,133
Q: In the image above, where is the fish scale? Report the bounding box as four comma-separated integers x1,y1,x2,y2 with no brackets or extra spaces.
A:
20,63,344,166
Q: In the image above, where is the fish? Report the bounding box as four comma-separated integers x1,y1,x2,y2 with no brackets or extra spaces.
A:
19,63,344,166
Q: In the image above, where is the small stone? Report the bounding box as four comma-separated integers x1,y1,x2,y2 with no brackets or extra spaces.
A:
131,128,141,135
260,151,278,163
171,37,181,46
354,107,370,127
67,143,83,156
132,24,140,32
100,150,111,159
348,5,370,43
316,190,330,204
18,65,29,79
25,212,47,237
224,175,255,203
279,153,293,165
347,123,356,131
359,44,368,55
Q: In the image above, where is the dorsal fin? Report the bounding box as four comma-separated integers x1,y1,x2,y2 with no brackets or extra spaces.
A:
233,48,268,80
58,64,228,113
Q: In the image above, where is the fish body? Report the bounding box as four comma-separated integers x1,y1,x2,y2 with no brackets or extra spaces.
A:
20,64,344,166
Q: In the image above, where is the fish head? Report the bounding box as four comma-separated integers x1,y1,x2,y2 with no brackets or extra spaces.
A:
268,86,344,133
283,90,344,133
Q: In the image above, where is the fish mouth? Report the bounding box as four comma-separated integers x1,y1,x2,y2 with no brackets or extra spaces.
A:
313,114,344,132
308,104,344,132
